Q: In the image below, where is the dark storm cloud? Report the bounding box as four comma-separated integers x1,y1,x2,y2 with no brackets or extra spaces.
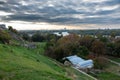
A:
0,0,120,25
0,1,5,4
102,0,120,6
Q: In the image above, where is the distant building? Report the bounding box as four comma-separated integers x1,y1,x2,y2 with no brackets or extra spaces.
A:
53,31,69,37
61,32,69,36
63,55,93,69
53,32,61,36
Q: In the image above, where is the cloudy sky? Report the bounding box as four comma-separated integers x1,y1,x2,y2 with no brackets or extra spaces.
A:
0,0,120,30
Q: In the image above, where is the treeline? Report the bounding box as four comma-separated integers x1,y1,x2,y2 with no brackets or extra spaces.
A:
21,31,120,59
20,29,120,36
45,34,120,69
78,29,120,36
21,32,61,42
45,34,120,59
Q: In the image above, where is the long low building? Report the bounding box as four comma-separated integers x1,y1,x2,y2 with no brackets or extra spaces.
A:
53,31,69,36
64,55,93,69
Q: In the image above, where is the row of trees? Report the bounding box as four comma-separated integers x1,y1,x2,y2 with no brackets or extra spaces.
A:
21,31,120,59
22,32,61,42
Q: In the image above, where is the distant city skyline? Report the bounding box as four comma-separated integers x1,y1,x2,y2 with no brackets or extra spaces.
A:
0,22,120,30
0,0,120,30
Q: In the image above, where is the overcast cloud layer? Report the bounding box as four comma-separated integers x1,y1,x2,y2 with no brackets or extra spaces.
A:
0,0,120,26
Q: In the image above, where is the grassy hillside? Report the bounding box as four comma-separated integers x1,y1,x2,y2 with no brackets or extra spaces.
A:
0,43,94,80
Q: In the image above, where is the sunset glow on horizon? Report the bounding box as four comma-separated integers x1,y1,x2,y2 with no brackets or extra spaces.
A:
0,21,119,30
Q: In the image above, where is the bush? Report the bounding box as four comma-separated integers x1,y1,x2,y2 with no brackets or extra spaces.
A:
114,41,120,57
91,40,106,57
106,39,120,57
8,26,18,34
0,30,11,44
45,34,90,60
79,35,95,49
31,33,45,42
77,46,89,58
22,33,31,41
94,57,108,69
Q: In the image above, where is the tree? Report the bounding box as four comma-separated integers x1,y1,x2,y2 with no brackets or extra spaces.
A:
22,33,31,41
79,35,95,49
110,32,116,38
8,26,18,34
114,39,120,57
99,37,108,43
91,40,106,57
53,46,65,61
8,26,13,31
45,34,80,60
96,33,102,39
94,57,109,69
107,39,120,57
0,30,11,44
77,46,89,58
45,34,61,42
31,33,45,42
57,34,80,55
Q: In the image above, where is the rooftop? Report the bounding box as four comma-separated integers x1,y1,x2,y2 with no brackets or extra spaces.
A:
65,55,93,69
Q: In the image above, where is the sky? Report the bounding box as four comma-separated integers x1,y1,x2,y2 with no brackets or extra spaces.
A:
0,0,120,30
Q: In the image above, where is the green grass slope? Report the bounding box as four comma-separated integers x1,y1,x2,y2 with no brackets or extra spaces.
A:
0,43,94,80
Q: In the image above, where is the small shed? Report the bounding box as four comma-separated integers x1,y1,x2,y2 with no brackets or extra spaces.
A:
64,55,93,69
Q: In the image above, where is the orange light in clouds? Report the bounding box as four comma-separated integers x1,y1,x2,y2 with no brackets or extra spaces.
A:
0,21,120,30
